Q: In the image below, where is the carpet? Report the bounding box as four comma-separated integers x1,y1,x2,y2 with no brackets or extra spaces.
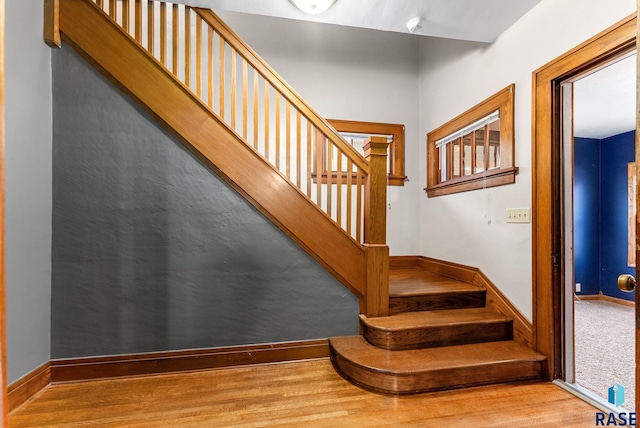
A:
575,299,635,411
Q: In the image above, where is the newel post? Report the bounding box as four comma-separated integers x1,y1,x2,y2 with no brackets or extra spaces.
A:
362,136,389,317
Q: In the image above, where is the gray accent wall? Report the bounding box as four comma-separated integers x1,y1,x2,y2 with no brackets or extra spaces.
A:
6,0,53,382
51,45,358,358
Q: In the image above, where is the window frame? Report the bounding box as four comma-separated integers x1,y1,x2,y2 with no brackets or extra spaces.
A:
316,119,407,186
426,84,518,197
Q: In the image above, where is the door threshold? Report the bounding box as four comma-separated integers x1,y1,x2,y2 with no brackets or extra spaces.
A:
554,380,628,415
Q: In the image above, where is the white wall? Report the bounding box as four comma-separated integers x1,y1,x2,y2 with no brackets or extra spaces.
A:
418,0,636,321
5,0,53,382
216,11,422,255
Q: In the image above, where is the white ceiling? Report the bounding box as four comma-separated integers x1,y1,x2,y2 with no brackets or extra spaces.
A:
185,0,541,43
573,54,636,139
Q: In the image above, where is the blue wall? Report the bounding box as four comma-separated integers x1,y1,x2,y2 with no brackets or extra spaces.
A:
574,137,601,296
600,131,636,300
574,131,635,301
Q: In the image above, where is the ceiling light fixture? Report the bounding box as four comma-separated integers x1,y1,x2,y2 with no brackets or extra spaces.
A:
289,0,337,15
406,17,423,33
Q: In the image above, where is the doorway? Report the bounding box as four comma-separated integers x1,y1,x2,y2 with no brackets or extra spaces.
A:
531,12,638,414
562,53,636,411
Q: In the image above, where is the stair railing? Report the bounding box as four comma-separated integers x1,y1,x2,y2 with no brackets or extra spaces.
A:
87,0,388,245
69,0,389,315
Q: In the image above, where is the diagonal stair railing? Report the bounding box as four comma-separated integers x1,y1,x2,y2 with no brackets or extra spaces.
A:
50,0,390,316
93,0,372,242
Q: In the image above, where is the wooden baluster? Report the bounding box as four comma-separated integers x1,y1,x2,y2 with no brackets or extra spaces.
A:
172,4,178,76
327,141,333,218
148,0,154,56
159,2,166,66
253,71,259,149
275,93,280,170
207,27,213,108
447,143,453,180
219,38,225,119
306,121,312,198
315,128,323,210
264,82,269,161
122,0,130,34
135,0,142,42
336,149,342,226
231,49,236,129
458,136,463,177
97,0,103,10
296,110,301,187
196,15,202,98
185,7,191,88
242,59,248,139
470,127,476,174
285,101,291,178
356,170,362,243
363,136,390,318
484,123,490,171
346,158,353,237
109,0,116,20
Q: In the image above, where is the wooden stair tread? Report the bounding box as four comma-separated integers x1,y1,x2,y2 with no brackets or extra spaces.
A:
330,336,545,373
330,336,546,394
389,268,482,297
361,308,511,331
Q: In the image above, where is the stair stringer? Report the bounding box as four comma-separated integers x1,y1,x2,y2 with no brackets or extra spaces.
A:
57,0,366,300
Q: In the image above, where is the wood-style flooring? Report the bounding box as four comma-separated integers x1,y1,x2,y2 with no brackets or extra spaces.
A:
9,359,598,427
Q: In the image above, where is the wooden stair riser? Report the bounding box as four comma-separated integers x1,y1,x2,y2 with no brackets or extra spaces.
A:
389,290,486,315
362,319,513,350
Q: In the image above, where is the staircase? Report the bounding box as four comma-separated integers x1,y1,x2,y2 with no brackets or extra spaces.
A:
51,0,391,317
330,264,546,394
50,0,546,394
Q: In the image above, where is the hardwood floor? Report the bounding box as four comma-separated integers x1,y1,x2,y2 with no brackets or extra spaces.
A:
9,359,598,427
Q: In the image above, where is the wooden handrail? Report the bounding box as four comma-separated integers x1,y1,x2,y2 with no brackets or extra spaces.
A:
88,0,373,243
193,8,369,174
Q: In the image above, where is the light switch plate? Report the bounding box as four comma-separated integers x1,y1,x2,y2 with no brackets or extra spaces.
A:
506,208,531,223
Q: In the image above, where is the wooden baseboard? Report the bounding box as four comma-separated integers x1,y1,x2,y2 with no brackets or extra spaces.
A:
8,339,329,411
389,256,420,270
8,361,51,412
576,293,634,307
390,256,534,349
415,256,478,284
51,339,330,383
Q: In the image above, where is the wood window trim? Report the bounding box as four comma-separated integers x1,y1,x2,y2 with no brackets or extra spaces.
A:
426,84,517,197
316,119,407,186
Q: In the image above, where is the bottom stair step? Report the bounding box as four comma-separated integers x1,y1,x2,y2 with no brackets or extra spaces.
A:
329,336,546,395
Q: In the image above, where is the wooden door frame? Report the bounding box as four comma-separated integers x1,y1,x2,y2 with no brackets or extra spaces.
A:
0,0,7,423
532,14,636,380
